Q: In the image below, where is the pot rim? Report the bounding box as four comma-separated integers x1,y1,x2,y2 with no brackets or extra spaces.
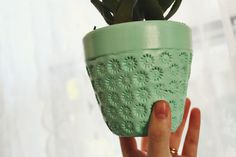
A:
83,20,192,60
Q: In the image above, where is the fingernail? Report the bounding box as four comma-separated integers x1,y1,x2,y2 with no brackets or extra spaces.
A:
155,101,168,119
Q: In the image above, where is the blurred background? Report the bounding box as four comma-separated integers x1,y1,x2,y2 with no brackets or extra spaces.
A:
0,0,236,156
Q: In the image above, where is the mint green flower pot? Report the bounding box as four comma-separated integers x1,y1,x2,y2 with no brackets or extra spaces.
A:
83,21,192,137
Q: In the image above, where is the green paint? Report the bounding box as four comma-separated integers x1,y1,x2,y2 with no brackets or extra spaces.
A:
83,21,192,137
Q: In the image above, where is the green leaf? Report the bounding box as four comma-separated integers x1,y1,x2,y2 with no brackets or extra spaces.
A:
91,0,114,24
102,0,120,12
164,0,182,19
114,0,137,24
142,0,164,20
91,0,182,24
158,0,175,12
133,0,144,21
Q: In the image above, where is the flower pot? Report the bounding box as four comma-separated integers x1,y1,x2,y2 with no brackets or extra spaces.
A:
83,21,192,137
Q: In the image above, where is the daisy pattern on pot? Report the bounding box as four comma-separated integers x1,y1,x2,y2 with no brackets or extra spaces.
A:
121,90,134,104
154,83,168,98
86,48,192,136
169,80,180,93
133,71,149,86
101,105,117,121
178,80,188,95
93,78,105,91
118,73,133,89
104,75,118,91
178,51,189,65
107,92,120,105
133,103,149,120
135,87,151,103
107,58,121,74
140,53,155,69
180,65,188,76
107,121,121,133
119,105,133,120
121,120,135,135
160,51,172,66
169,63,180,77
122,56,138,71
151,66,164,81
96,62,107,76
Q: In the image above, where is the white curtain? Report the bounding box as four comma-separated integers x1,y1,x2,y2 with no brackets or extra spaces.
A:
0,0,235,157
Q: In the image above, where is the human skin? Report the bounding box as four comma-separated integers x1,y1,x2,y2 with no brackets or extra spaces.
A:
119,98,201,157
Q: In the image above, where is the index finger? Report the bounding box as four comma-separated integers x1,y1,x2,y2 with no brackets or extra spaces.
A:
182,108,201,157
119,137,137,157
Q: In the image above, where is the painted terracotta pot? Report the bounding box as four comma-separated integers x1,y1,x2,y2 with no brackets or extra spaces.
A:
83,21,192,137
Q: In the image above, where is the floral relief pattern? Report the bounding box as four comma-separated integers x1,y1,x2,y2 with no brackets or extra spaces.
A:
121,90,134,104
154,83,167,98
140,54,155,69
178,81,188,95
107,58,121,74
122,56,138,71
133,71,149,86
160,51,172,65
151,66,164,81
101,105,117,120
169,64,180,76
118,73,133,89
105,75,118,91
107,92,120,105
119,105,133,120
169,80,180,93
93,78,105,91
87,49,192,136
121,121,135,135
107,121,121,133
135,87,151,103
96,63,107,76
179,51,189,65
180,65,188,76
133,103,149,119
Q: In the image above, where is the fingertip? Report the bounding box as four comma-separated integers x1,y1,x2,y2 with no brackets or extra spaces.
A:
183,98,191,120
153,100,170,119
185,97,191,106
153,100,171,112
185,98,191,112
119,137,137,155
147,100,172,156
149,100,172,135
190,108,201,129
153,100,170,108
191,108,201,118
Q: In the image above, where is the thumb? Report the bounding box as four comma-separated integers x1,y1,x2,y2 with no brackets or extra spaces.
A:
148,100,172,157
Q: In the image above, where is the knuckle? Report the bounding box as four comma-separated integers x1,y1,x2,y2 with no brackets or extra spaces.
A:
148,129,168,144
186,135,198,145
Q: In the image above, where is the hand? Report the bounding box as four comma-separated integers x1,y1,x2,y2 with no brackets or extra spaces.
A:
119,99,201,157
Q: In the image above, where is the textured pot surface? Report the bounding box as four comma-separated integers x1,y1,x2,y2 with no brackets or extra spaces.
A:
83,21,192,137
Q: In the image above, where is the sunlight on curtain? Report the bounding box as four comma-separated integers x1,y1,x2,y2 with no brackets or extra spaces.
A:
0,0,235,157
